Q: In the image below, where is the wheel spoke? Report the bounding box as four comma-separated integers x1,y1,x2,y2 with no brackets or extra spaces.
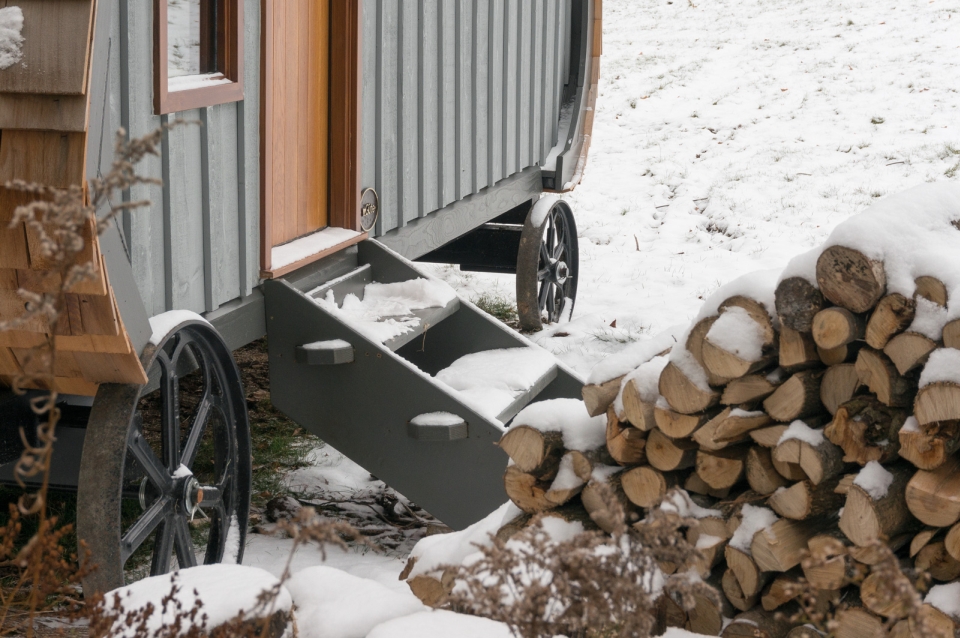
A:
537,267,551,281
547,285,557,320
179,392,217,468
539,242,550,267
546,216,556,252
150,517,175,574
128,427,173,492
538,280,551,311
158,354,181,473
173,516,198,568
121,497,170,564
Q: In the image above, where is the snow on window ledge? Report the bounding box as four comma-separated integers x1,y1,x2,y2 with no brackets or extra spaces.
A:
168,72,233,93
271,227,363,271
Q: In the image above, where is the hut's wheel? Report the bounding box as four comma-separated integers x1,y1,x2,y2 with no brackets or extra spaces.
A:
516,198,580,331
77,319,251,594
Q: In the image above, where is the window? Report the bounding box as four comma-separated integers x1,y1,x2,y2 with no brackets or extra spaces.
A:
154,0,243,114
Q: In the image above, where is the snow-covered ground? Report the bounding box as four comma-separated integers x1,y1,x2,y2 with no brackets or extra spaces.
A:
153,1,960,635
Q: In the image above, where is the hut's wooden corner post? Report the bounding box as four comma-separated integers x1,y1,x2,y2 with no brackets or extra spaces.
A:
328,0,361,232
259,0,273,273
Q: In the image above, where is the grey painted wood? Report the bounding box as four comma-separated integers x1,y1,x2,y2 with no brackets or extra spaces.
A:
531,0,544,166
400,2,419,226
474,0,489,191
518,0,531,170
488,0,504,185
457,0,473,201
439,0,457,209
418,2,438,217
360,1,379,204
167,112,206,312
377,1,399,236
239,0,261,299
503,0,518,178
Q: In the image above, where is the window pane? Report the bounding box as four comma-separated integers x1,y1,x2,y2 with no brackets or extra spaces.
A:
167,0,217,78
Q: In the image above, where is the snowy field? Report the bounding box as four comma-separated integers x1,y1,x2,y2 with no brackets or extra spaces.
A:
216,1,960,635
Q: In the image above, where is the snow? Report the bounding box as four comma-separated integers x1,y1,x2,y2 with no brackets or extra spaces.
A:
0,6,24,70
511,398,607,451
614,355,670,416
909,297,949,341
900,416,920,434
286,566,425,638
220,515,242,564
659,631,714,638
853,461,894,500
148,309,211,345
366,610,515,638
167,72,232,92
591,464,624,483
919,348,960,388
926,582,960,620
410,412,464,427
271,228,362,270
729,505,779,554
668,344,712,392
659,489,722,520
435,348,556,421
105,565,291,637
730,408,765,418
314,278,456,344
780,248,821,286
407,502,523,579
777,420,825,447
529,194,561,228
549,453,585,492
587,324,684,384
705,306,766,361
695,270,780,325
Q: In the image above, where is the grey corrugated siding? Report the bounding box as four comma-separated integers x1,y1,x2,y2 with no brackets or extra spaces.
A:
363,0,571,238
117,0,261,318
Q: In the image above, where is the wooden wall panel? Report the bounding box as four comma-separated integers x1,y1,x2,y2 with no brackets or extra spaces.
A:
328,0,360,231
0,94,88,131
0,0,95,95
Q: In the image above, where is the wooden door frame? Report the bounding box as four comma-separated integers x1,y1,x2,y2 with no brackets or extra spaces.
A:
259,0,361,274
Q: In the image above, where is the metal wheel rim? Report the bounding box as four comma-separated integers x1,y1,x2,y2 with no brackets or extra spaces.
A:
517,200,580,331
78,320,251,594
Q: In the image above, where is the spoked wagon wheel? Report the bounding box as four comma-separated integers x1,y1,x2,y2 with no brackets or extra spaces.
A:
78,319,251,594
516,197,580,331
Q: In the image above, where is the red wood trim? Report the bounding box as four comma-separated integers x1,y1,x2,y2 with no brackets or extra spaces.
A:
154,0,245,115
259,0,274,273
260,232,368,279
328,0,361,232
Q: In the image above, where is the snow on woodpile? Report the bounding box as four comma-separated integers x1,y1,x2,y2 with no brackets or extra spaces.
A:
366,609,515,638
511,398,607,451
926,582,960,620
853,461,894,500
0,6,24,70
729,505,778,554
919,348,960,388
104,565,291,637
588,324,684,385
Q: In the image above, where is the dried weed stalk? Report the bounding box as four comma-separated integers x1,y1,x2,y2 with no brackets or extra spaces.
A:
0,127,165,636
444,486,719,638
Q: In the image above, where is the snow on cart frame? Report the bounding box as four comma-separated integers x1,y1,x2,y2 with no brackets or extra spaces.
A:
0,0,601,596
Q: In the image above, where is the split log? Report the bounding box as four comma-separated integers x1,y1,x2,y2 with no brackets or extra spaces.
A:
848,533,911,565
621,466,678,508
763,370,824,422
687,582,731,637
750,425,789,448
915,275,948,307
407,572,453,607
537,503,601,530
746,446,791,495
722,607,798,638
943,318,960,349
722,568,760,613
772,457,808,482
884,332,937,375
655,405,714,439
499,426,563,478
657,593,688,631
684,472,732,499
687,316,735,387
605,409,647,465
583,374,625,417
802,535,848,591
786,627,825,638
911,527,941,558
861,571,914,619
659,360,720,415
620,376,657,431
915,382,960,427
899,419,960,471
773,433,845,485
504,465,553,513
703,338,777,381
696,445,750,490
855,347,915,408
912,604,959,638
760,572,801,611
915,541,960,581
775,276,826,333
816,245,886,313
767,477,845,520
647,428,699,472
723,373,781,406
811,307,865,350
839,464,916,546
779,326,821,372
693,407,770,451
544,463,585,507
906,455,960,527
820,364,860,416
824,396,906,464
816,342,862,366
581,470,633,533
833,607,885,638
865,293,916,349
726,545,769,598
566,448,613,482
946,522,960,561
686,532,726,576
495,514,532,542
720,296,777,344
751,518,824,572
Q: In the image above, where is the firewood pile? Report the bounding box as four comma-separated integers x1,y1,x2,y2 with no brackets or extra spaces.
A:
405,185,960,637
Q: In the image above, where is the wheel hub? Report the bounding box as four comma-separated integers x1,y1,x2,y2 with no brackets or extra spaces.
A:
554,261,569,285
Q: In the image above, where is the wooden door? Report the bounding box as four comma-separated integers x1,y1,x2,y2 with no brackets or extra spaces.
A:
261,0,329,258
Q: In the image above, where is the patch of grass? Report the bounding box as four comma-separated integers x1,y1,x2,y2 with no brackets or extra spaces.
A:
871,116,885,125
474,293,519,325
946,161,960,179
